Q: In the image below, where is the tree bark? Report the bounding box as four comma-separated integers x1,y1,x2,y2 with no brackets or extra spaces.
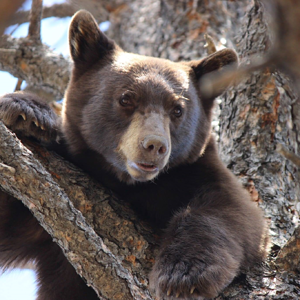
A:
0,35,70,99
0,121,156,300
1,0,300,299
218,1,300,298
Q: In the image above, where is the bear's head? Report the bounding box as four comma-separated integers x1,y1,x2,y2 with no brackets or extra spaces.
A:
63,10,238,184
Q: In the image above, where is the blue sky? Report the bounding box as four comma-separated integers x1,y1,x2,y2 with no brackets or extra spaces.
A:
0,1,109,299
0,269,37,300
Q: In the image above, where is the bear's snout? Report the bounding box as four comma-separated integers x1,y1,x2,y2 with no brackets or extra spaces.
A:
116,111,171,182
141,135,168,157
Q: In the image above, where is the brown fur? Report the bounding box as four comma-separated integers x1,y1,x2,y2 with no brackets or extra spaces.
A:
0,10,266,300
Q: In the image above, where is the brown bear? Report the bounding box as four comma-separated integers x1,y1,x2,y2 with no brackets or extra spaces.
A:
0,10,266,300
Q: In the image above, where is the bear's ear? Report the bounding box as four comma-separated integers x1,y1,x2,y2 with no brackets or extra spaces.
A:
189,49,238,100
69,10,116,65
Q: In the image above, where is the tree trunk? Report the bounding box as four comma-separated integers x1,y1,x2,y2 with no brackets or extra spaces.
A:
1,0,300,299
0,121,156,300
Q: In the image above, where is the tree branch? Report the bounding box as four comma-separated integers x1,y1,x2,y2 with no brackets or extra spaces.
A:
276,144,300,169
1,111,297,299
1,0,300,298
275,226,300,274
261,0,300,93
7,3,77,27
0,121,156,299
6,0,128,28
204,34,216,55
200,0,300,99
28,0,43,41
0,35,70,99
14,78,23,91
199,55,274,99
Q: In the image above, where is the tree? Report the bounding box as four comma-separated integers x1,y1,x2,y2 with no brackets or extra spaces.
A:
0,0,300,299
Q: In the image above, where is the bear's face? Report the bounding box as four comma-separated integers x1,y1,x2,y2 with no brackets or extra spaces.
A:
75,53,206,183
64,10,238,183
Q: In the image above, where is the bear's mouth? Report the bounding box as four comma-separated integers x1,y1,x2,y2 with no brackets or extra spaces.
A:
136,162,158,172
125,160,163,182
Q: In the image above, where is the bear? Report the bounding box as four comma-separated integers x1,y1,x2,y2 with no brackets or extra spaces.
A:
0,10,267,300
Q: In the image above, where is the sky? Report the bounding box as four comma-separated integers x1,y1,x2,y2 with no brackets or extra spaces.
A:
0,1,109,299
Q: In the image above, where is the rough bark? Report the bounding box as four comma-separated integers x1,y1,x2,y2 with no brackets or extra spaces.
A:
0,121,156,300
220,1,299,246
1,0,300,299
108,0,231,59
264,0,300,279
104,0,300,298
0,35,70,99
218,1,300,298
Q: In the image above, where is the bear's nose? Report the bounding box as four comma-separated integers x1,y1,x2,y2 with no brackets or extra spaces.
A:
142,135,168,156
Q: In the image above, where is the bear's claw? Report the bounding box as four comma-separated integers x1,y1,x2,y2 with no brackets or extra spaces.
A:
0,92,60,142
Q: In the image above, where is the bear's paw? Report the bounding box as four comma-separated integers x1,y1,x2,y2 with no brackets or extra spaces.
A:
0,92,59,142
150,244,240,299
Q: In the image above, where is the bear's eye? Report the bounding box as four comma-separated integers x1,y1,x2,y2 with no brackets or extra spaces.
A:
173,106,183,118
119,95,132,107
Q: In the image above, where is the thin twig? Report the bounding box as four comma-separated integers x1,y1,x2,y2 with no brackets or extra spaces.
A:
192,0,199,12
15,79,23,91
28,0,43,40
276,144,300,168
204,34,217,55
200,54,275,99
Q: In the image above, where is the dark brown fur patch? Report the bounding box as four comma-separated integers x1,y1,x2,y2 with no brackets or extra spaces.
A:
69,10,117,67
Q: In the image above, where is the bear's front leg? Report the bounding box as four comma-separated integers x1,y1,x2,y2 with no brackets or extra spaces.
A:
0,91,60,142
150,206,245,300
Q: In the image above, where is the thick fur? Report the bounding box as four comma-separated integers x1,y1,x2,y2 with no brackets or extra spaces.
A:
0,10,266,300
